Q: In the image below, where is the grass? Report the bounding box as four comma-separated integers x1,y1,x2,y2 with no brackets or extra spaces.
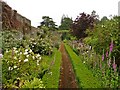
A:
65,44,102,88
42,48,62,88
57,30,70,33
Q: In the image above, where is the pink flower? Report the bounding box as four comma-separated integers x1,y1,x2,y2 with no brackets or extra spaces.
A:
112,59,117,72
110,40,113,52
106,50,108,58
112,63,117,72
102,54,104,61
0,54,3,58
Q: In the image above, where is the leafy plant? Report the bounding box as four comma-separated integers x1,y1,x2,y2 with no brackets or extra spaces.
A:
2,47,43,88
22,78,45,88
1,30,23,52
84,16,120,66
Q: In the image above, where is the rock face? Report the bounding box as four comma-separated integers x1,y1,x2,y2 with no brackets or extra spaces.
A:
0,1,32,34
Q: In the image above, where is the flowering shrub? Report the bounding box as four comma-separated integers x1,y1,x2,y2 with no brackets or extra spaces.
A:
0,30,23,52
82,16,120,88
70,41,119,88
29,36,53,55
2,47,45,88
1,29,54,56
84,16,120,66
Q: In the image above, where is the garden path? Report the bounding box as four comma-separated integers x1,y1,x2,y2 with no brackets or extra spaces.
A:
59,43,78,88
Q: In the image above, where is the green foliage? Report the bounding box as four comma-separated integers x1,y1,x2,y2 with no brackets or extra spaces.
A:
27,30,53,55
2,47,44,88
84,16,120,65
29,37,53,55
49,31,61,49
65,44,102,88
59,15,73,30
42,48,62,88
0,30,23,51
61,32,70,40
22,78,45,88
70,36,119,87
1,28,61,88
39,16,57,30
100,16,109,23
76,44,119,88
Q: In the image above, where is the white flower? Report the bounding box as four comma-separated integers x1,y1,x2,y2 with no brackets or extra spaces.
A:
19,60,21,62
13,47,17,50
24,52,28,55
36,54,40,58
24,59,28,62
6,50,9,53
11,67,13,70
14,56,17,60
37,60,39,63
83,61,85,64
0,54,3,58
8,67,11,70
37,60,40,65
15,50,18,53
8,67,13,70
29,49,32,53
34,43,36,45
39,57,41,60
20,52,22,55
26,55,29,58
25,49,28,52
14,66,17,69
32,56,35,59
37,63,40,66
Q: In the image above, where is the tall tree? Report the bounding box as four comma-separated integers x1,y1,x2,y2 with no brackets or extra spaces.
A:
39,16,57,30
71,11,98,39
59,15,73,30
100,16,109,23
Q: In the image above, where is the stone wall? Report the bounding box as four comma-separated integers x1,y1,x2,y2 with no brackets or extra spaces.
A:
1,1,32,34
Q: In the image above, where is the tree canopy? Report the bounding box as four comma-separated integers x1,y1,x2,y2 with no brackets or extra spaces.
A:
39,16,57,30
71,11,98,39
59,15,73,30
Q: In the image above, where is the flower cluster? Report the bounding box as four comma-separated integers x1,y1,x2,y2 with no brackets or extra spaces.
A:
29,36,53,55
3,47,42,72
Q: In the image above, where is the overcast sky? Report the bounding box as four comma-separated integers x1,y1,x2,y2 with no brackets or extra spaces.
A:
3,0,120,27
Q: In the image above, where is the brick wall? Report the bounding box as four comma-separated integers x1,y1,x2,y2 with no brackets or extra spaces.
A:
1,1,32,34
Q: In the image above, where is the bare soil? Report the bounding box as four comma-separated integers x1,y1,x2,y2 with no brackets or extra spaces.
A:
59,43,78,89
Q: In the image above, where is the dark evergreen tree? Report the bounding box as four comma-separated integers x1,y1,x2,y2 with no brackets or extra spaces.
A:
39,16,57,30
59,15,73,30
